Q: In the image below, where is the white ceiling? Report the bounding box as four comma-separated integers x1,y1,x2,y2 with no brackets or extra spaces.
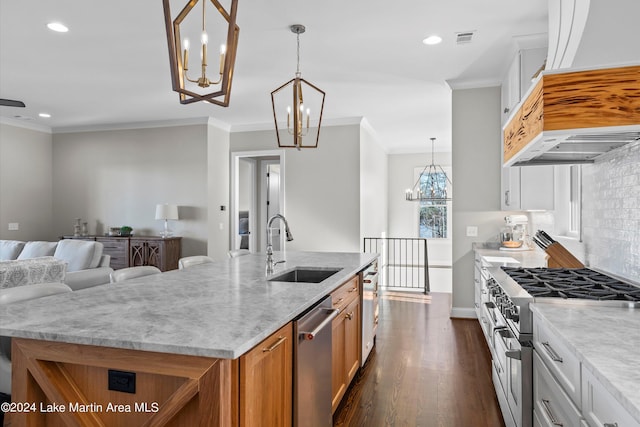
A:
0,0,548,153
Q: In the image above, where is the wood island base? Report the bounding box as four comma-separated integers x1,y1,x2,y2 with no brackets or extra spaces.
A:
7,338,234,427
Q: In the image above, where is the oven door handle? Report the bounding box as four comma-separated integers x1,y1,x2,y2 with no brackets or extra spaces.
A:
492,326,508,337
506,349,521,360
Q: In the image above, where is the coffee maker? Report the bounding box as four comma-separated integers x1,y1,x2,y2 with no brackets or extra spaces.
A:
499,214,531,251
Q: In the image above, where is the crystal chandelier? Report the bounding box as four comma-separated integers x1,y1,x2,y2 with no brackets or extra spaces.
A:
271,25,325,149
405,138,452,202
163,0,239,106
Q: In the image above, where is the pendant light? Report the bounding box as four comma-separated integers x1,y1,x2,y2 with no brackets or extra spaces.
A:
405,138,452,202
271,25,325,149
163,0,239,106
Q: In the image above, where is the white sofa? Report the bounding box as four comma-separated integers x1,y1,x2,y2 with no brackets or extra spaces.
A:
0,240,113,290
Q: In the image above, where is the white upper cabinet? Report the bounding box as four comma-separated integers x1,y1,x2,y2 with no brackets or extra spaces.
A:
501,47,554,211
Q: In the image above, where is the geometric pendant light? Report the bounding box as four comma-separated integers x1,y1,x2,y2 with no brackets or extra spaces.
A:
271,24,325,149
163,0,239,106
405,138,452,202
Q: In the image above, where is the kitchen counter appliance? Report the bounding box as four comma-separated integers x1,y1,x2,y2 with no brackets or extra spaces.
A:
294,295,339,427
482,265,640,427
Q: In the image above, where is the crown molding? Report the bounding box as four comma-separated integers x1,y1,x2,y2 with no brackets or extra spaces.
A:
52,117,213,134
445,78,502,90
0,116,52,134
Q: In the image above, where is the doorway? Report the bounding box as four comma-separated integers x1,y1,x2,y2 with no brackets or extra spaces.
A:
230,150,285,253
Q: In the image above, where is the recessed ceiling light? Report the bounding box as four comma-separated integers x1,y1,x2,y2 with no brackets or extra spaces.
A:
47,22,69,33
423,35,442,45
39,113,51,118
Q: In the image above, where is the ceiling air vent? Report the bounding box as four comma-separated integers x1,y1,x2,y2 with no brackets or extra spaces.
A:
456,31,475,44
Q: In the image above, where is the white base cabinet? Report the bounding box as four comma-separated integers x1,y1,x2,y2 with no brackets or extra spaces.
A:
582,367,640,427
533,351,583,427
533,310,640,427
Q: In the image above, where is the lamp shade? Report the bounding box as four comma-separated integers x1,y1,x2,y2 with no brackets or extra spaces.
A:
155,204,179,220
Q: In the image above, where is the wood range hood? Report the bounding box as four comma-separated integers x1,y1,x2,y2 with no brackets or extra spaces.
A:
503,64,640,167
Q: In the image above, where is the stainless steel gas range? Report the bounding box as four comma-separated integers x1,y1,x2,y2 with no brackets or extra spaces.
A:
478,265,640,427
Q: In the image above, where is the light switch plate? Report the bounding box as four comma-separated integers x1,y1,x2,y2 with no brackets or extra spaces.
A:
466,226,478,237
8,222,19,231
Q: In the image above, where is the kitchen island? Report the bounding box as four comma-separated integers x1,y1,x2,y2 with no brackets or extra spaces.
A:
0,251,377,426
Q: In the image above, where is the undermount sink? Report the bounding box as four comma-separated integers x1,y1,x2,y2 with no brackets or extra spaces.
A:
268,267,343,283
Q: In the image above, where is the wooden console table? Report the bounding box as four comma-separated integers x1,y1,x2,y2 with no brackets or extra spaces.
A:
61,236,181,271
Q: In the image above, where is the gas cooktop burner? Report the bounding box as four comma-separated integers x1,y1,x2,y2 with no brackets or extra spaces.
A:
501,267,640,301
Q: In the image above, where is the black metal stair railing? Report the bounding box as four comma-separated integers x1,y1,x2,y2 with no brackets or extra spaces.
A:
363,237,430,294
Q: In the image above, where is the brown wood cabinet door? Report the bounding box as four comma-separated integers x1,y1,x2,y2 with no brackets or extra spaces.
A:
331,313,347,413
344,297,361,385
129,239,146,267
144,240,163,269
239,322,293,427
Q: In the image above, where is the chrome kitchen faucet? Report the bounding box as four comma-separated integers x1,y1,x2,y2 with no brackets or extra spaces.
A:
266,214,294,274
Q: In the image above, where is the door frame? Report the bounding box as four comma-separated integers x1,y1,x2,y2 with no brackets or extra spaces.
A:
230,150,286,253
261,159,282,251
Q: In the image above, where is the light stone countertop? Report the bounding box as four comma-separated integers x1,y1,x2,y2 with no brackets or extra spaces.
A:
472,242,548,268
530,302,640,423
0,251,377,359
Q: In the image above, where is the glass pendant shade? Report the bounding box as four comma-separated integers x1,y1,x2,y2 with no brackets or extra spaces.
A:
163,0,239,106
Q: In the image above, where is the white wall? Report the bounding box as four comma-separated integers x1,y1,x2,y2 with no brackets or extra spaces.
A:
207,122,231,260
0,122,54,240
52,124,209,257
451,86,504,317
359,120,388,245
231,125,361,253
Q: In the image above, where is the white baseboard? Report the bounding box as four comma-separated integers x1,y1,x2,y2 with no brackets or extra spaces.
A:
450,307,477,319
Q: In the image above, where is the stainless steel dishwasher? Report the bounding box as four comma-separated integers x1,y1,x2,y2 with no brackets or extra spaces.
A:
294,295,339,427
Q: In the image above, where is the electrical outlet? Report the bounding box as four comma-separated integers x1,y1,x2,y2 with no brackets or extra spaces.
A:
8,222,19,231
108,370,136,394
466,226,478,237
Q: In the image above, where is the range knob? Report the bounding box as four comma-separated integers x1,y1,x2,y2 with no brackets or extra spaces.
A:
506,305,520,322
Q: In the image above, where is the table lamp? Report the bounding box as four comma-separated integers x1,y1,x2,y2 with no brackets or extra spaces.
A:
155,204,179,237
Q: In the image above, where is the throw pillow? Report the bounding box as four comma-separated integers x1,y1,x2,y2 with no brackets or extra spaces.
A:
54,240,104,272
0,240,25,260
17,241,58,259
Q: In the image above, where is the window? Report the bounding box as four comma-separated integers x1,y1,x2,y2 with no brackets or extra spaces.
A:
568,165,582,237
417,170,451,239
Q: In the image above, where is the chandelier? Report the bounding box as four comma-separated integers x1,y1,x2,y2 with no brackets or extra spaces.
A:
405,138,452,202
163,0,239,106
271,25,325,149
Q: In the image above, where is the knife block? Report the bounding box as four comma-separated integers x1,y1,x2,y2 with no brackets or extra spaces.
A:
545,242,585,268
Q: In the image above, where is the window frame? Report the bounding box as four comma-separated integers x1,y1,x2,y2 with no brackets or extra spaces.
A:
413,166,452,240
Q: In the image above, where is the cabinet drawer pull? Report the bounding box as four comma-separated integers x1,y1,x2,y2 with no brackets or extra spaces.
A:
348,287,358,292
345,311,354,320
262,336,286,353
604,423,618,427
541,399,563,426
333,297,344,305
541,341,563,363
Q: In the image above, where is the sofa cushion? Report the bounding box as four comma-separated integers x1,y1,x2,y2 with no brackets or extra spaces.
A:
0,240,25,260
17,241,58,260
54,240,104,272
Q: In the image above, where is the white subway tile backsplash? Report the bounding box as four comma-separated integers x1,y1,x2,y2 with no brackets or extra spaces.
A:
582,141,640,281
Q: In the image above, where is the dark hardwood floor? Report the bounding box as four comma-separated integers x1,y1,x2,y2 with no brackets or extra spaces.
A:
333,292,505,427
